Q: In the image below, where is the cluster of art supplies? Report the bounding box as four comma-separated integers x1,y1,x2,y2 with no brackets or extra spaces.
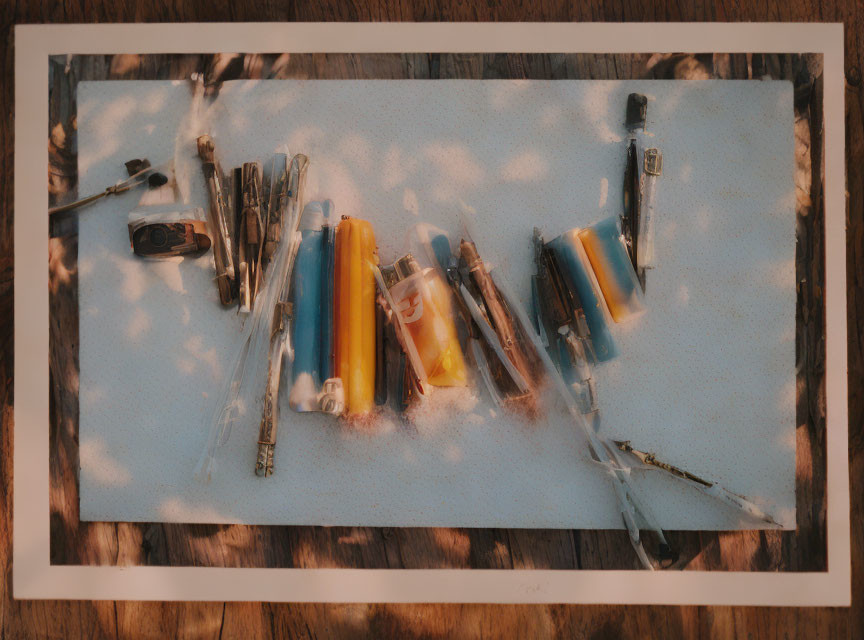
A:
53,91,781,570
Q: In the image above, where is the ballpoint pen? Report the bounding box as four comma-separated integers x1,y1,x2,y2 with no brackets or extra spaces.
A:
621,92,663,291
637,147,663,275
621,92,647,276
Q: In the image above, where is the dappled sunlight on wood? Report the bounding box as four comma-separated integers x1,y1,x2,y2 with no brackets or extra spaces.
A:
337,528,374,545
115,523,144,566
270,53,292,78
109,54,141,77
292,538,331,568
48,237,76,294
210,53,241,81
717,529,762,570
48,119,77,199
432,528,470,561
50,121,66,149
796,420,814,485
675,56,711,80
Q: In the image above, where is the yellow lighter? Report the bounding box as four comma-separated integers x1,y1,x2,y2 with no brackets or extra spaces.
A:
334,217,378,417
381,254,467,387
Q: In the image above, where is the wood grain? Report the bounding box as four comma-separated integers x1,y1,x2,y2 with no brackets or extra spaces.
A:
44,51,826,574
49,54,826,571
2,5,862,640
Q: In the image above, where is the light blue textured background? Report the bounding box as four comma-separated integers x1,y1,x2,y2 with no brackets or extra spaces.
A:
77,79,796,529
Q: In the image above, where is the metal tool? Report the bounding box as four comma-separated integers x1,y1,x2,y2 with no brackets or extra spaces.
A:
255,154,310,477
197,134,237,305
128,214,211,258
49,159,170,216
237,161,264,312
614,440,781,527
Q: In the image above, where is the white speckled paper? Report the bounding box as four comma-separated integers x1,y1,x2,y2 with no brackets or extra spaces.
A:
77,79,796,529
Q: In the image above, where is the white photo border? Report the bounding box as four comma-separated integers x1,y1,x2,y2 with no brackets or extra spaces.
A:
14,22,849,605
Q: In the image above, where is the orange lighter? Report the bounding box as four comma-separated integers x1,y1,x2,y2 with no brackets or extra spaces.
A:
334,217,378,417
380,254,467,387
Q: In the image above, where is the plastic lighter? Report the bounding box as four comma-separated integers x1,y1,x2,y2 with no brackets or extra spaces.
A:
578,217,646,323
547,229,619,362
289,201,344,414
334,217,379,416
380,254,467,388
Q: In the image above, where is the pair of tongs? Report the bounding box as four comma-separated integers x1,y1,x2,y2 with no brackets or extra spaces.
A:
613,440,781,527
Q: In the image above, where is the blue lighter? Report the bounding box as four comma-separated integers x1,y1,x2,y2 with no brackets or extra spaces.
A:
288,200,343,414
547,229,619,362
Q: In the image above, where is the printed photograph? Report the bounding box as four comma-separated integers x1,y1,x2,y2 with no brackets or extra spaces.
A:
46,51,824,573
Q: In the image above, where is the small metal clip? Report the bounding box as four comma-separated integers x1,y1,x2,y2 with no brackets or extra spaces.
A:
644,148,663,176
318,378,345,415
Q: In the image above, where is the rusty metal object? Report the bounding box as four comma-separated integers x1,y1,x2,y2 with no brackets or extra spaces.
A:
613,440,780,526
128,217,211,258
196,134,236,305
238,161,264,312
459,239,545,413
262,153,289,265
256,300,289,478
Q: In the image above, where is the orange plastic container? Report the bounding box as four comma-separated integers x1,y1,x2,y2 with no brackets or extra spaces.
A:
334,217,378,416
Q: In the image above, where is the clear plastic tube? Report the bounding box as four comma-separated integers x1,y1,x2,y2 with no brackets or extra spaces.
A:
194,154,308,481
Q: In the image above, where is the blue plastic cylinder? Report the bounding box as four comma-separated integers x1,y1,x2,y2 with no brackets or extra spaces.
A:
289,203,326,411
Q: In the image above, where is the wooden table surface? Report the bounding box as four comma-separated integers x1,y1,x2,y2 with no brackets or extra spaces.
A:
2,3,863,639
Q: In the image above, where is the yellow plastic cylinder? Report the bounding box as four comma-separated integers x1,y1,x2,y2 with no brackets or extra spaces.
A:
334,217,378,416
